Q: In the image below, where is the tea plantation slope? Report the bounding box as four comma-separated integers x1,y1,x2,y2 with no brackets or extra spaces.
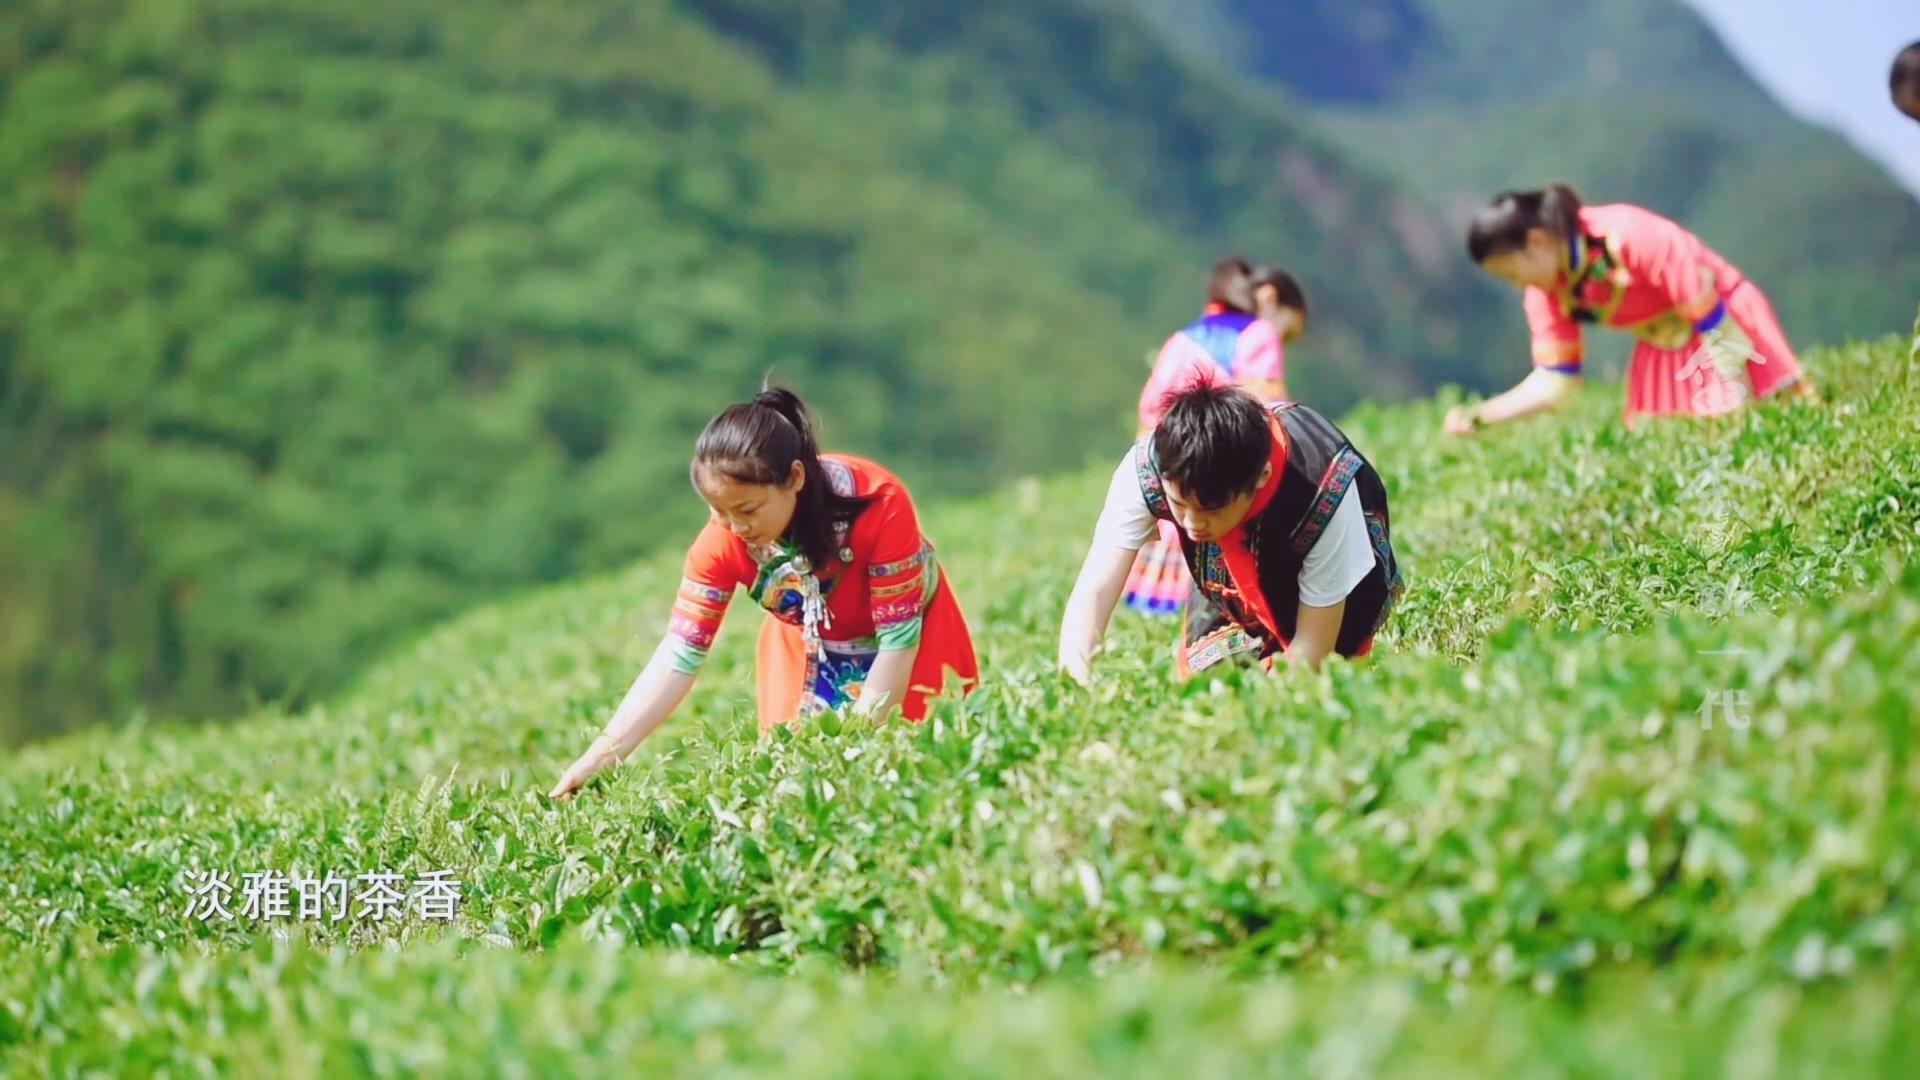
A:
2,335,1917,1072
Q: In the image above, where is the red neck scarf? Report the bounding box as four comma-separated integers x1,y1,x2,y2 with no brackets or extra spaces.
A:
1213,416,1292,643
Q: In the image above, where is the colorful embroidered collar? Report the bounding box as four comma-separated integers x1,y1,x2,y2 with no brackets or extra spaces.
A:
1557,233,1631,324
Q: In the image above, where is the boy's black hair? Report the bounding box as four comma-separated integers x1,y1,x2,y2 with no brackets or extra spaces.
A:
1151,383,1271,510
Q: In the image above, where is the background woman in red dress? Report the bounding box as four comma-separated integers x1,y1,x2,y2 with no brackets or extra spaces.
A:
1447,183,1813,436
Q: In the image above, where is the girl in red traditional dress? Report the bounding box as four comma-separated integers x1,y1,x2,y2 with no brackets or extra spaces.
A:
1124,259,1305,618
549,387,978,797
1445,184,1814,436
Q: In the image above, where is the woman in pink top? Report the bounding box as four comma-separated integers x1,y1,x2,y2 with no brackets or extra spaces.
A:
1125,259,1305,620
1445,184,1813,436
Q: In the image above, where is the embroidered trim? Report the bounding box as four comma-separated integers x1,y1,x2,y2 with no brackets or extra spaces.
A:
665,577,736,673
1195,541,1228,586
870,540,938,650
1561,233,1631,326
666,616,717,653
1289,448,1363,556
808,641,879,716
1190,542,1265,656
678,579,730,604
1363,510,1403,642
870,579,922,601
1692,299,1728,334
749,538,853,623
747,543,838,721
869,540,935,580
1185,623,1266,673
872,599,926,623
821,458,857,498
1134,438,1170,521
672,593,728,621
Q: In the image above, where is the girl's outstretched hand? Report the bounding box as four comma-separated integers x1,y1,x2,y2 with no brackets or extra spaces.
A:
548,738,619,800
1443,405,1481,437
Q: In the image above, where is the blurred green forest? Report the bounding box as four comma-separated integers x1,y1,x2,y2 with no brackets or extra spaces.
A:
0,0,1504,743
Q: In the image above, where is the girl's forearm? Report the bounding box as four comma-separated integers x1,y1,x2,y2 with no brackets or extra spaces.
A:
857,647,919,718
1476,368,1579,426
601,647,696,758
1058,547,1133,680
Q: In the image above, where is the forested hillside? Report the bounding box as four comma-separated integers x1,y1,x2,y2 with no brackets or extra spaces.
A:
0,0,1503,743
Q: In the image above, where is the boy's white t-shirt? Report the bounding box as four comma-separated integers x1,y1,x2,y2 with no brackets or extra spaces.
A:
1093,453,1376,608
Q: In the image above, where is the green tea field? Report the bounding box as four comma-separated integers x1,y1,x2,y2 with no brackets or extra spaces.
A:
4,334,1918,1076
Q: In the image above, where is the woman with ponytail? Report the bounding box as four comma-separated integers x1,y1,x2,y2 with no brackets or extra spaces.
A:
549,385,979,797
1448,183,1813,435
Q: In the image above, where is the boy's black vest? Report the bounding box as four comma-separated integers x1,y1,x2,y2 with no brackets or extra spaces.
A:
1134,401,1403,672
